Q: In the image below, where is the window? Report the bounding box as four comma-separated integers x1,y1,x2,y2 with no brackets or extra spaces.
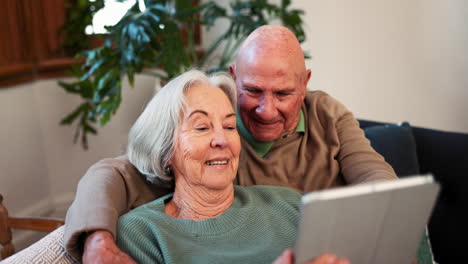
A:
0,0,201,88
87,0,143,34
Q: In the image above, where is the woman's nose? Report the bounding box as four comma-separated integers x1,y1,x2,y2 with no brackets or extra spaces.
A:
210,129,228,148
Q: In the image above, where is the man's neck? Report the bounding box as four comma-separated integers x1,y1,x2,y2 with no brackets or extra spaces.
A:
165,180,234,221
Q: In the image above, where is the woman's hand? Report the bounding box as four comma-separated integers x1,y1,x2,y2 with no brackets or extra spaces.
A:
273,249,350,264
83,230,137,264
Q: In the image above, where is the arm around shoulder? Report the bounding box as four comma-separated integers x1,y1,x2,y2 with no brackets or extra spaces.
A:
64,155,169,259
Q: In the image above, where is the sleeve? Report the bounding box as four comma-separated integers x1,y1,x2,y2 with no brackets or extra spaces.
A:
116,214,164,264
317,93,398,184
63,155,171,260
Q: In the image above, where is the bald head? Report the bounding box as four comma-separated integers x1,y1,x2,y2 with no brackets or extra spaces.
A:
235,25,306,74
229,25,311,142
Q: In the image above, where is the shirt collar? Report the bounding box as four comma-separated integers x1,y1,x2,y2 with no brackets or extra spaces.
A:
236,110,305,157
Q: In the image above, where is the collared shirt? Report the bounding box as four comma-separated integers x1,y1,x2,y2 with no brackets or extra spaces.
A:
236,110,305,157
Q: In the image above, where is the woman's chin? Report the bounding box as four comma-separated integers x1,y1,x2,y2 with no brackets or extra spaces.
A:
202,173,235,190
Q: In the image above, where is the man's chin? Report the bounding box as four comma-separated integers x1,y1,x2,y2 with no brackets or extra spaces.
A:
251,131,282,142
246,122,283,141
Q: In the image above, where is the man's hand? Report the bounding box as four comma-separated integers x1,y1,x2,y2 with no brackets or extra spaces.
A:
83,230,137,264
274,249,350,264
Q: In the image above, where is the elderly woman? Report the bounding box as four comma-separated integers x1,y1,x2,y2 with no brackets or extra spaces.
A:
116,70,348,264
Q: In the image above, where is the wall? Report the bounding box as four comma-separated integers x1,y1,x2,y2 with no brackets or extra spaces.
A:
203,0,467,132
0,83,52,216
0,75,158,217
0,75,158,249
292,0,468,133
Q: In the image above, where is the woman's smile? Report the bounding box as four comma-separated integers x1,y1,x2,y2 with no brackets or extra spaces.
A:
205,158,229,166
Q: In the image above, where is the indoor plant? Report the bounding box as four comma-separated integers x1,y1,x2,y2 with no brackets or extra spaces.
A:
60,0,307,148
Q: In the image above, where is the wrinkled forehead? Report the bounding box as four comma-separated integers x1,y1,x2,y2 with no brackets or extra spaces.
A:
239,70,301,89
182,84,234,113
237,60,305,92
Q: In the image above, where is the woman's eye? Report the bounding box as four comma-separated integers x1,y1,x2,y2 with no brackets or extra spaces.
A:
195,127,208,131
225,126,236,131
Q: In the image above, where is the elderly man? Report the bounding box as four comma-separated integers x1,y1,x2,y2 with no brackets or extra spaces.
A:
64,25,396,263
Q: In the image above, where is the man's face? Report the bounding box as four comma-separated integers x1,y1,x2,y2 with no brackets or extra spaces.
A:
230,57,310,142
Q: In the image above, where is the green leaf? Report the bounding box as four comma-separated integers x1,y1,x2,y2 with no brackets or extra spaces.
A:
96,98,112,114
97,68,117,91
127,69,135,87
146,4,171,15
112,89,122,114
174,2,212,18
58,81,80,94
81,81,95,99
100,109,112,126
60,103,87,125
281,0,292,10
84,122,98,135
146,11,161,24
80,58,105,81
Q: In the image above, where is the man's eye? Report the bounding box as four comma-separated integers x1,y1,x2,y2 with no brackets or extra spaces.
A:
276,92,291,97
225,126,236,131
195,127,208,131
246,88,259,94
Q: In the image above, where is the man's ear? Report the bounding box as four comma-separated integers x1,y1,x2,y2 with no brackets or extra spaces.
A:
229,64,236,80
304,69,312,86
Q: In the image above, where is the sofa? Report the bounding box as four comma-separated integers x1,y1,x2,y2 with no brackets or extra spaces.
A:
2,120,466,263
359,120,468,264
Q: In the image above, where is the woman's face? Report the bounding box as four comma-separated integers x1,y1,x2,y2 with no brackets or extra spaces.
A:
170,84,241,190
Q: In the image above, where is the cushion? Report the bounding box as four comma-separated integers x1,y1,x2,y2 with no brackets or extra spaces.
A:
2,226,78,264
364,122,420,177
413,127,468,263
364,122,436,263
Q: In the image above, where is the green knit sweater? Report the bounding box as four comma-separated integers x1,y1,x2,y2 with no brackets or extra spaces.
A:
116,185,301,264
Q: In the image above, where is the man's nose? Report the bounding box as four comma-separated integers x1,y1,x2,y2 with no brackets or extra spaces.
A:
211,129,228,148
256,95,277,120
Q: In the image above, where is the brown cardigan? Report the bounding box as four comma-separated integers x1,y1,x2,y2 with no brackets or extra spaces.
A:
64,91,397,259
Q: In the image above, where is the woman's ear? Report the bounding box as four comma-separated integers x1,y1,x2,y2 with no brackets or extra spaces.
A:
164,165,173,176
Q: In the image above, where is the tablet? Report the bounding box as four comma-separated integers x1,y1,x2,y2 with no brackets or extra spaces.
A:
294,175,439,264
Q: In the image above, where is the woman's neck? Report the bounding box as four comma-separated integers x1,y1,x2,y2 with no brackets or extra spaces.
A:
165,181,235,221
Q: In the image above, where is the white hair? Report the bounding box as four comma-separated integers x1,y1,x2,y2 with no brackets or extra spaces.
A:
127,69,237,183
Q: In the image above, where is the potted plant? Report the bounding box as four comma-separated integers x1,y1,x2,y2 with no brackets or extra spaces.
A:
60,0,307,148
